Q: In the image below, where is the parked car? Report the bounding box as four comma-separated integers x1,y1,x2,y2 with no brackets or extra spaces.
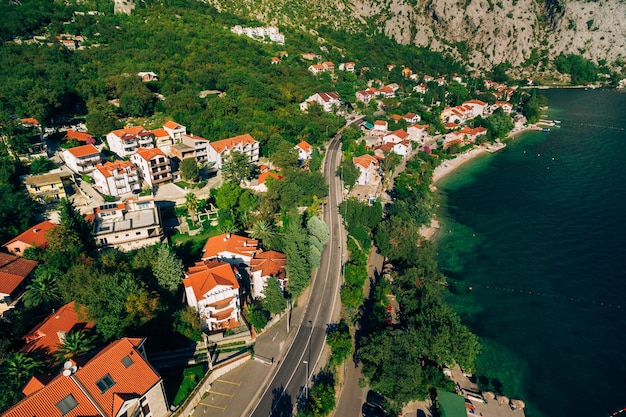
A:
362,402,385,417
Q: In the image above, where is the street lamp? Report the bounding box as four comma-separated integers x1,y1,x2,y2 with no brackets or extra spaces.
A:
302,360,309,399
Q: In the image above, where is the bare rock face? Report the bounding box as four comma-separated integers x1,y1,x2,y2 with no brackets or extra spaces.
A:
201,0,626,68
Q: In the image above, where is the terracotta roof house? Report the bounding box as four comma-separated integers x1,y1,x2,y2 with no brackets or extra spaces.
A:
150,128,172,151
20,302,94,358
353,154,380,185
372,120,388,135
403,112,421,124
249,171,283,193
92,160,140,197
300,92,340,112
0,253,37,317
383,129,410,144
3,337,168,417
201,233,258,264
207,134,260,170
3,220,58,256
130,148,172,187
162,121,186,141
249,250,287,299
295,140,313,161
106,126,155,158
63,144,102,175
183,260,241,332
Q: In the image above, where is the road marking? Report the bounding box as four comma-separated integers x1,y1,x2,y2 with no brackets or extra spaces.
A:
201,402,226,411
208,390,234,397
216,379,241,387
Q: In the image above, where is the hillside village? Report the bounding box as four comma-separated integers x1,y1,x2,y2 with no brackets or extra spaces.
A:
0,3,541,416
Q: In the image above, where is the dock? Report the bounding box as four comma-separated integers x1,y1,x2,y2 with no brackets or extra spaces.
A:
486,142,507,153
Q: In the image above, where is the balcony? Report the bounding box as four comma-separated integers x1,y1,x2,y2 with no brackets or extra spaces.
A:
76,156,101,166
153,174,172,184
151,166,171,175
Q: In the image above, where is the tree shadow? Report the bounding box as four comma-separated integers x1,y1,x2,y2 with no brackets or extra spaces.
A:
270,385,293,417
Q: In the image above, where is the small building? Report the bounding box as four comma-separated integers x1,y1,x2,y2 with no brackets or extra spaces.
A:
438,391,467,417
249,250,287,299
183,260,241,332
207,134,260,170
92,160,140,197
137,71,159,82
372,120,388,135
383,129,410,144
162,120,186,142
201,233,258,265
92,198,164,251
63,145,102,175
151,128,172,151
3,220,58,256
63,129,95,144
23,171,72,203
3,337,169,417
403,112,421,124
20,301,94,358
300,92,341,113
0,253,37,317
295,140,313,161
131,148,172,188
353,154,380,185
178,134,210,163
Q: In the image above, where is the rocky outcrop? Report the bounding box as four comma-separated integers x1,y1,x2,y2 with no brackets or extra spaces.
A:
201,0,626,69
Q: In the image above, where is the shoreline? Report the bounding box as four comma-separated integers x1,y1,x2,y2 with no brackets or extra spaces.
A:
421,125,541,240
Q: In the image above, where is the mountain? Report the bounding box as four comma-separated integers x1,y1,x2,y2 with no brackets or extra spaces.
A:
202,0,626,71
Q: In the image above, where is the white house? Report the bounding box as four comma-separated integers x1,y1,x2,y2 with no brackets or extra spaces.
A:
92,198,164,251
295,140,313,161
0,253,36,318
137,71,159,82
300,92,341,113
493,101,513,113
353,154,380,185
407,124,430,143
413,83,427,94
249,250,287,299
308,64,325,75
131,148,172,187
383,129,410,144
356,88,377,104
372,120,388,135
92,160,140,196
106,126,155,158
207,134,260,170
379,140,412,158
163,120,186,141
63,144,102,175
201,233,259,264
183,260,241,332
463,100,488,118
403,112,421,124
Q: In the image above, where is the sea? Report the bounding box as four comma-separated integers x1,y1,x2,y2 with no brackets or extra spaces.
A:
435,88,626,417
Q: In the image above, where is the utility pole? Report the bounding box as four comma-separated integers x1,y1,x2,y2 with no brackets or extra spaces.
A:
303,360,309,399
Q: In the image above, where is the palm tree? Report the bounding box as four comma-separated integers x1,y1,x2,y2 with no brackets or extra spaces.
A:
250,219,275,243
22,270,62,309
53,331,96,365
184,192,199,226
2,352,44,381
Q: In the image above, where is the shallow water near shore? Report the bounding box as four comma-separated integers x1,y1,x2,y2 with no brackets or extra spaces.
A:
435,89,626,417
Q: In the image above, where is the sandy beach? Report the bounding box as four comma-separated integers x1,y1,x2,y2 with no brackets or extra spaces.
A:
431,146,488,184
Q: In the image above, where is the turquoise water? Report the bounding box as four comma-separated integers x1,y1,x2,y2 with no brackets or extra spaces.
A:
436,89,626,417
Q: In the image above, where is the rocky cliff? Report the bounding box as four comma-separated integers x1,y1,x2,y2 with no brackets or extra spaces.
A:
203,0,626,70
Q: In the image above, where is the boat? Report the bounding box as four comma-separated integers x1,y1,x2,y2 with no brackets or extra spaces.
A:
542,128,551,132
553,120,561,124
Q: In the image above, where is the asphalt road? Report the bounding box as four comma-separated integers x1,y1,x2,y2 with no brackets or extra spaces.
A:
249,137,345,417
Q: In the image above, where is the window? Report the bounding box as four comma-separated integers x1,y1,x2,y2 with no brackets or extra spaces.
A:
95,373,116,393
56,394,78,415
121,355,134,368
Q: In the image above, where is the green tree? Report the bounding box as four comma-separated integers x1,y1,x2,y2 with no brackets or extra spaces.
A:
326,320,352,367
245,303,269,330
269,139,299,171
250,219,277,249
223,150,253,185
22,269,62,309
214,182,242,211
152,245,184,294
53,330,96,365
173,306,203,341
180,158,199,182
0,183,37,245
261,277,286,314
337,159,359,189
282,217,311,298
2,352,44,381
29,156,55,175
184,192,199,226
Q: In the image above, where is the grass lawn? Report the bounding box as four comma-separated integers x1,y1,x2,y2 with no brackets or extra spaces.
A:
162,364,207,407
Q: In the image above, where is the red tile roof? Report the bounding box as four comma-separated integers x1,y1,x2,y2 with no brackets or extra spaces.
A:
183,260,240,300
3,221,57,251
0,253,37,295
3,337,162,417
110,126,146,137
94,160,136,178
202,233,258,260
258,171,283,185
65,130,94,142
20,118,40,126
209,134,257,154
21,302,94,357
385,129,409,140
250,250,286,278
66,144,100,158
150,128,169,137
163,120,183,130
134,147,166,162
353,154,378,169
374,120,387,126
296,140,312,153
317,92,339,102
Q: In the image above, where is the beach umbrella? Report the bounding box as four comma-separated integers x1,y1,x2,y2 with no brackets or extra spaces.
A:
497,396,509,406
483,391,495,400
511,399,526,410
